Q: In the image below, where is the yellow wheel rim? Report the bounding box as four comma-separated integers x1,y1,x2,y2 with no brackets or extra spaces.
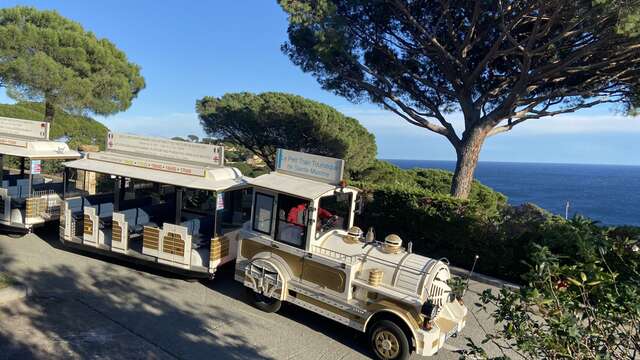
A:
374,329,400,359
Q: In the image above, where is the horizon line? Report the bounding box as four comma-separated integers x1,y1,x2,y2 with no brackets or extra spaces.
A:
382,158,640,167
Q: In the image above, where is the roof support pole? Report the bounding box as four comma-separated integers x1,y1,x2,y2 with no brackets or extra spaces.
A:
175,187,183,224
28,170,32,198
113,176,121,212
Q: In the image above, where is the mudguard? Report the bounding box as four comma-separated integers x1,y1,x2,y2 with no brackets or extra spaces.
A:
244,257,289,301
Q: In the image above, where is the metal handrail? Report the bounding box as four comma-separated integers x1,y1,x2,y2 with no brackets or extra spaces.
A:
29,189,62,219
310,245,358,264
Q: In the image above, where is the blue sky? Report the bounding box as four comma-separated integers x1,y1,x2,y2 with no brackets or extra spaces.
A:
2,0,640,165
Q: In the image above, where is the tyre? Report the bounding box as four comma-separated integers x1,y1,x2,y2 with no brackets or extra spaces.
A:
368,319,410,360
244,287,282,313
6,232,26,238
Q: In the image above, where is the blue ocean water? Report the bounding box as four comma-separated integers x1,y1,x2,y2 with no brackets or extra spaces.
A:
388,160,640,226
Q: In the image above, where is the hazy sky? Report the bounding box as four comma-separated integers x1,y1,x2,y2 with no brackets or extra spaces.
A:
2,0,640,165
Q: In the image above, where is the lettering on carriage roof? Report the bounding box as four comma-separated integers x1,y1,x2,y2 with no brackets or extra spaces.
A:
0,117,49,142
275,149,345,185
106,133,224,166
88,151,207,176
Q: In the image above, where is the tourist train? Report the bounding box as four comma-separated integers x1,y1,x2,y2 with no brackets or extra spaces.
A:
0,117,81,232
3,117,467,360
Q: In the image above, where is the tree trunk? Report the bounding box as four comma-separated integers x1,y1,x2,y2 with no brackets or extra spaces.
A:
44,99,55,123
450,128,488,199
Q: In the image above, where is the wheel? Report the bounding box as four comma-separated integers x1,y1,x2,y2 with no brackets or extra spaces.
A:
6,232,26,238
368,320,410,360
244,287,282,313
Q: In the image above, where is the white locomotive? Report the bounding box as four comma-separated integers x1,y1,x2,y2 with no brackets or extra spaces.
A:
236,149,467,360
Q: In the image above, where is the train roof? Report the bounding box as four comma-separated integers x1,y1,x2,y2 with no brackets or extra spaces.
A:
0,117,81,160
0,139,81,160
249,149,357,199
65,156,245,191
64,132,247,192
250,172,341,199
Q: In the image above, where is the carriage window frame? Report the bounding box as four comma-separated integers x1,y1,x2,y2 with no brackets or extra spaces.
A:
274,193,309,249
252,192,275,236
316,191,353,238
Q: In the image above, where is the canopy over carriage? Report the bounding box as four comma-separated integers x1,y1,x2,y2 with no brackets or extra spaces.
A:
0,116,81,231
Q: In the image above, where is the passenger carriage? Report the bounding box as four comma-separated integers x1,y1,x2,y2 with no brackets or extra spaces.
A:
59,133,250,276
236,149,468,360
0,116,81,233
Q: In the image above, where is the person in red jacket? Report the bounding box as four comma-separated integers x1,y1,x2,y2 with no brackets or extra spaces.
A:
287,203,332,227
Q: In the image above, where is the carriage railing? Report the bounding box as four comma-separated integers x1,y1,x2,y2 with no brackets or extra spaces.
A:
311,245,359,264
26,190,62,220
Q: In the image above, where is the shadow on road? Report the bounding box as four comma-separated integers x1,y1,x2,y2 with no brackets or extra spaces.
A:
0,226,273,360
203,265,371,358
41,224,372,358
0,224,374,359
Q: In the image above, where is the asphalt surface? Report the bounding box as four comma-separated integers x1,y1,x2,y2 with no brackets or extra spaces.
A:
0,226,514,360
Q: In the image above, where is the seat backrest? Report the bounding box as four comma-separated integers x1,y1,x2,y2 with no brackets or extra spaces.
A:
136,207,151,225
14,179,29,198
180,218,193,234
67,197,83,212
120,208,138,222
7,186,18,197
181,216,214,237
98,202,114,217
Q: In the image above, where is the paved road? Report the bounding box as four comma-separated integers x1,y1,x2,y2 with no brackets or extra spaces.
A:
0,227,511,360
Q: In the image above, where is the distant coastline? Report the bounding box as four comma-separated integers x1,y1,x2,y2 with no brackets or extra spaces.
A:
387,159,640,226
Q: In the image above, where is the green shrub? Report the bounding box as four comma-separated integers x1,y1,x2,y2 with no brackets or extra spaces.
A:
357,175,640,284
354,183,498,274
352,160,507,215
469,223,640,359
353,177,633,282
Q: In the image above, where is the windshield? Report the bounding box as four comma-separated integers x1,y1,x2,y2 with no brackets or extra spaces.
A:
316,192,352,238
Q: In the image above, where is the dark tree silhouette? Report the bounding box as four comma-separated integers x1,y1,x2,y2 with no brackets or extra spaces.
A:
280,0,640,198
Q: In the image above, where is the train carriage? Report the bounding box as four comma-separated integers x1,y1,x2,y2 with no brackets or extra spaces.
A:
59,132,250,276
56,137,467,359
0,116,81,233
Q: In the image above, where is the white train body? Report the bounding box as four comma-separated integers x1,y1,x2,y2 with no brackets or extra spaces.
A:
235,150,467,358
0,117,81,232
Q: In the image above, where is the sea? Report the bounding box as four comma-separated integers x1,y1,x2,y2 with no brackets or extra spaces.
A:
388,160,640,226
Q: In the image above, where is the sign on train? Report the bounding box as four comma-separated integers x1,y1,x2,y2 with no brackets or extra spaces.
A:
106,133,224,166
275,148,345,184
31,160,42,175
0,116,50,140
